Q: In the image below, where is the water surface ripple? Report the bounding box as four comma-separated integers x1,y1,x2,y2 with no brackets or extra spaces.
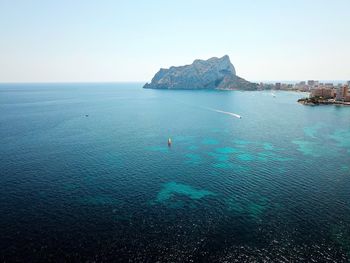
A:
1,83,350,262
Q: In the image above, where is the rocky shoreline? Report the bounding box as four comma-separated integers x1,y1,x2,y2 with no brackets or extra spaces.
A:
298,97,350,106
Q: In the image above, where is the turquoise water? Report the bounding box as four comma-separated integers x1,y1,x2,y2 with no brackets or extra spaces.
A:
1,83,350,262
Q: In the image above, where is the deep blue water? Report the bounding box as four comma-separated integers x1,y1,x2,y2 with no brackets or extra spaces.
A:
1,83,350,262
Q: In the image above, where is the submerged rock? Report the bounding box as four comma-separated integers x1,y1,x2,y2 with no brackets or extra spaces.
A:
143,55,257,90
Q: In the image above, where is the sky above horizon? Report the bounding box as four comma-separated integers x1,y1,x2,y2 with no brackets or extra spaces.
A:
0,0,349,83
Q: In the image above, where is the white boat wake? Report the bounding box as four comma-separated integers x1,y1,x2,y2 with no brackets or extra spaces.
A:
171,99,242,119
207,108,242,119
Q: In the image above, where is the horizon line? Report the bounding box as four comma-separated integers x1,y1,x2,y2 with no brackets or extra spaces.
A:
0,79,349,85
0,81,147,84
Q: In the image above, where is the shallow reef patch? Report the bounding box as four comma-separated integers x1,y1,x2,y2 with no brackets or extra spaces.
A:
155,182,216,204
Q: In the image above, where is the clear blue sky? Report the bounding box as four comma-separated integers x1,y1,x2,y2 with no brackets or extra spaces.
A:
0,0,349,82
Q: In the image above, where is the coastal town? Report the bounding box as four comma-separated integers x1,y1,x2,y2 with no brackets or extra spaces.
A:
258,80,350,105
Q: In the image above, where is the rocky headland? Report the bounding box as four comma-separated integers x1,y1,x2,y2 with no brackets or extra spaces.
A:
143,55,257,90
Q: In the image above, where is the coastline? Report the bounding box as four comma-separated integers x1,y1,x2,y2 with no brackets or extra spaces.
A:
298,98,350,106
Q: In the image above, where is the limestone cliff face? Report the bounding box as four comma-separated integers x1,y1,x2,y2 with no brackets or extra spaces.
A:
143,55,257,90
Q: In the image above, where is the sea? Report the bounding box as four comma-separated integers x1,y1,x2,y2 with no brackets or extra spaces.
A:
1,83,350,262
